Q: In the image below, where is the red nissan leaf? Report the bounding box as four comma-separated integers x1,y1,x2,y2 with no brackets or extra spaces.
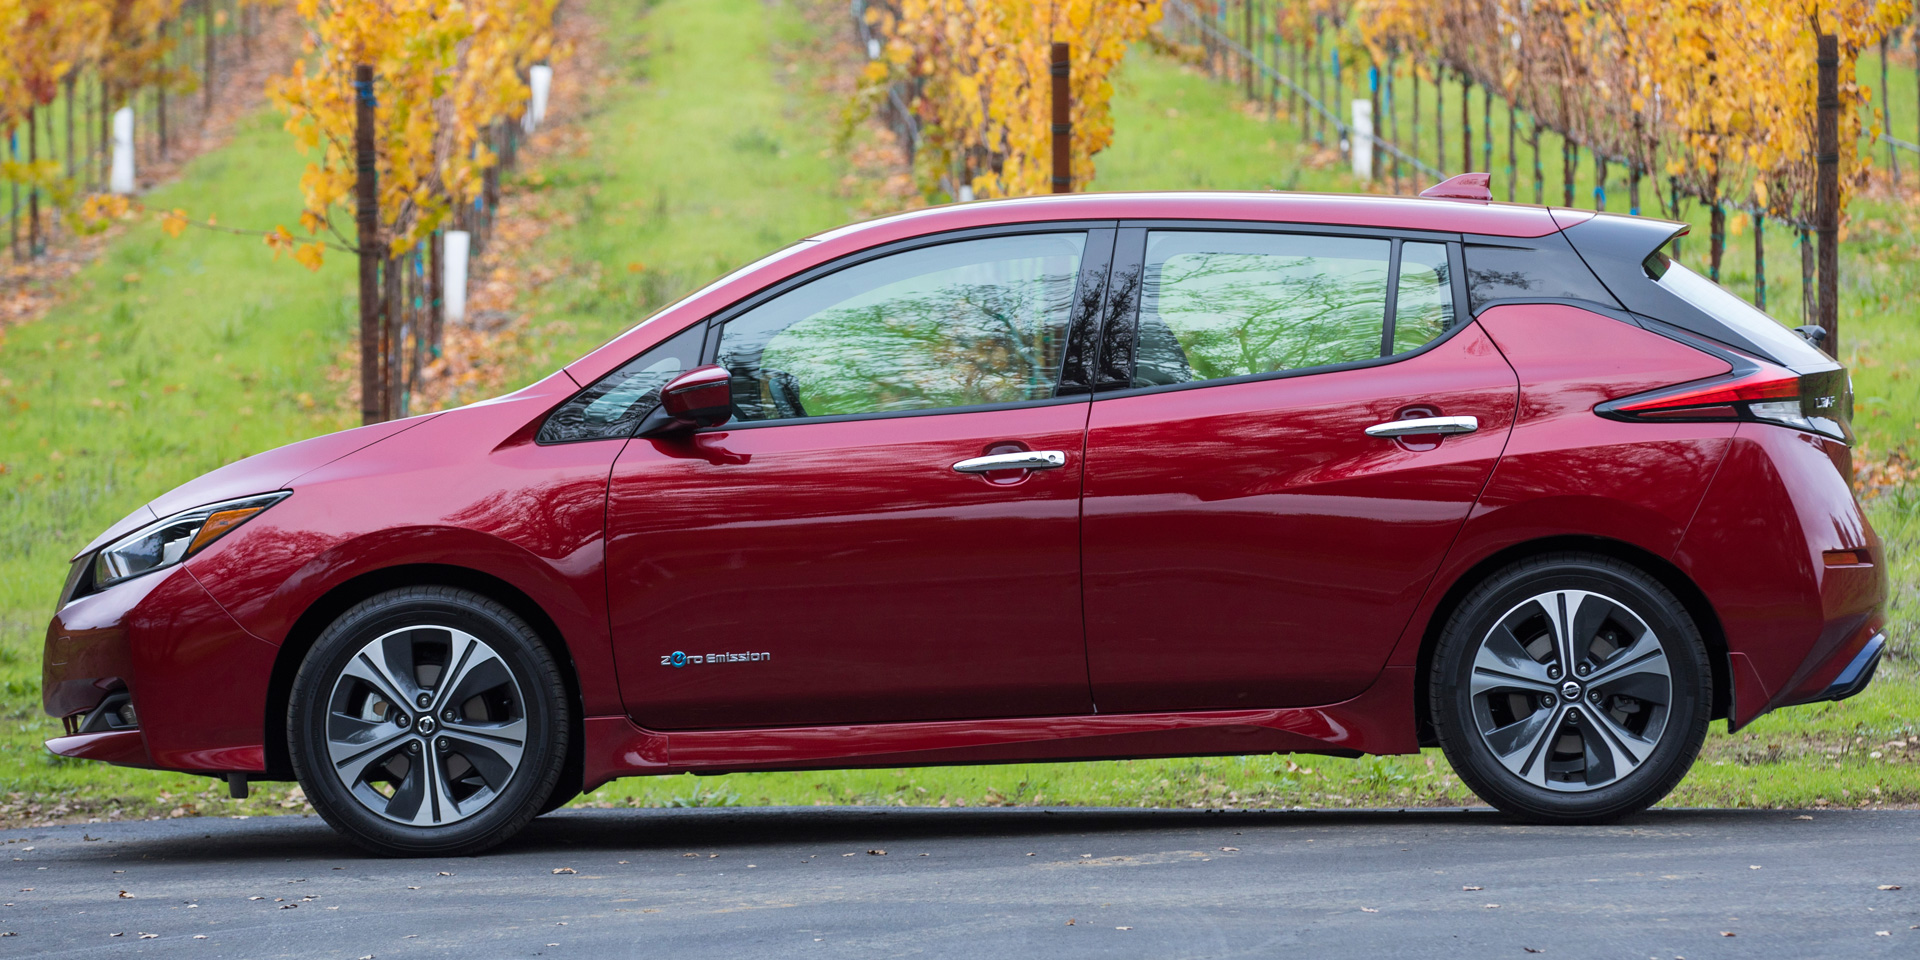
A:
44,184,1886,856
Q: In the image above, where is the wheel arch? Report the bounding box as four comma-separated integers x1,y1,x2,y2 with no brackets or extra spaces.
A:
261,563,585,810
1410,535,1730,747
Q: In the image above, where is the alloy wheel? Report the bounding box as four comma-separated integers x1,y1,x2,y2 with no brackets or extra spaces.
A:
323,625,529,826
1467,589,1674,792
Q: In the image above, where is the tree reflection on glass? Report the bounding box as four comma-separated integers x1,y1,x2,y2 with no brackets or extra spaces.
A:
719,235,1085,420
1135,233,1391,386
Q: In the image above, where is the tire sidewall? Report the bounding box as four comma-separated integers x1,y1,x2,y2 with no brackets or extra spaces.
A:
1433,556,1711,823
288,587,567,856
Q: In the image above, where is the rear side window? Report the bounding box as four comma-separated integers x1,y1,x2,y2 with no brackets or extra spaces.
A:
1392,241,1455,354
1133,232,1392,387
1464,234,1617,312
717,233,1085,421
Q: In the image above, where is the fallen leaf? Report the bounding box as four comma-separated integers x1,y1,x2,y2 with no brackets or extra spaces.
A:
280,903,298,910
1065,919,1075,925
406,886,419,890
1361,907,1380,913
1463,886,1483,891
1485,904,1501,909
117,891,133,899
438,872,452,877
682,853,697,858
1876,931,1891,937
1721,932,1736,937
1220,847,1239,852
1115,926,1132,931
248,896,264,901
842,852,857,857
1524,949,1542,954
194,936,207,940
552,868,576,875
1749,865,1762,870
139,933,158,939
1794,815,1814,820
867,849,887,856
1879,885,1902,891
111,933,123,937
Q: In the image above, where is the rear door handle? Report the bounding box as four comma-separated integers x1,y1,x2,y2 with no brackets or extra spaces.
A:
1365,415,1479,438
952,450,1067,474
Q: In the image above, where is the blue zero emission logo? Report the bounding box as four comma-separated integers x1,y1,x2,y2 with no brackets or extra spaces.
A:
668,651,688,668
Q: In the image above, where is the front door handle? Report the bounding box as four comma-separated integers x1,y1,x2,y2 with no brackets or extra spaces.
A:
1365,415,1479,438
952,450,1068,474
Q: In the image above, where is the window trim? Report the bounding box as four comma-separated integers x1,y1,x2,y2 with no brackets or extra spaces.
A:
700,221,1116,429
1092,222,1470,401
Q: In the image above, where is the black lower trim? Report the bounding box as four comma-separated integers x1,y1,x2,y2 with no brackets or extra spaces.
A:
1804,633,1885,704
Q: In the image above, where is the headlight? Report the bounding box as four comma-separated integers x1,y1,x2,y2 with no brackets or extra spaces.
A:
89,492,290,592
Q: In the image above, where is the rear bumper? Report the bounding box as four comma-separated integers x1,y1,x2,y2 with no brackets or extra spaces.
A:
1799,632,1885,705
1676,425,1889,729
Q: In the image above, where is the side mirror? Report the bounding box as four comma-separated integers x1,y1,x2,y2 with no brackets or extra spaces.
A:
638,365,732,436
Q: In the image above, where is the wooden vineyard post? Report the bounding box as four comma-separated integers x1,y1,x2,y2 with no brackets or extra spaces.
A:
1052,42,1070,194
355,64,385,425
1816,33,1839,353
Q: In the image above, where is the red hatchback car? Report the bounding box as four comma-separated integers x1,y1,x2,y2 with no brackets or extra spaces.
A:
45,189,1886,856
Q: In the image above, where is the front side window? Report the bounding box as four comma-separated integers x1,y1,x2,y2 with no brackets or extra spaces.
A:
717,233,1085,422
1132,232,1393,387
538,324,705,443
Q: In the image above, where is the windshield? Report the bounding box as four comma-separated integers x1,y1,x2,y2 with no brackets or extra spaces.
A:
1656,260,1831,367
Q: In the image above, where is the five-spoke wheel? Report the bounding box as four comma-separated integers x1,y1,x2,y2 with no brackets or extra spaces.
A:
290,587,568,856
1433,554,1710,823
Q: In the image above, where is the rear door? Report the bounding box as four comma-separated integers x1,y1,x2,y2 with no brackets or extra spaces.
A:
1081,226,1519,713
606,228,1115,730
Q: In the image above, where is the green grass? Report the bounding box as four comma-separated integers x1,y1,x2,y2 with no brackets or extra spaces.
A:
0,2,1914,824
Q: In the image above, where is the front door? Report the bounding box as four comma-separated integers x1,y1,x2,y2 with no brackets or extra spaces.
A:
1081,229,1518,713
607,231,1111,730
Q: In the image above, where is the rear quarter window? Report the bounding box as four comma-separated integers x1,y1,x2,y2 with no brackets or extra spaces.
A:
1463,234,1618,313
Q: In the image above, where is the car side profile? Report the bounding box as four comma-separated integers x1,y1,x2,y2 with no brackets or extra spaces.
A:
43,185,1886,856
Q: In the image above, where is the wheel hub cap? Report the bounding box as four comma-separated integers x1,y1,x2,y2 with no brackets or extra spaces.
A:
322,625,529,826
416,715,438,735
1467,589,1674,793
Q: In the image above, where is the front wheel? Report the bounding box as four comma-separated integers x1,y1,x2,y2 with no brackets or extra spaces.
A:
288,586,569,857
1431,554,1711,823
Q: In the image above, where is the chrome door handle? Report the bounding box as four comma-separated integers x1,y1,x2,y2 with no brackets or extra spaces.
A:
1365,415,1479,438
952,450,1067,474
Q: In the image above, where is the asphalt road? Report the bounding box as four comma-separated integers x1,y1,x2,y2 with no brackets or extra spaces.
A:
1,806,1914,959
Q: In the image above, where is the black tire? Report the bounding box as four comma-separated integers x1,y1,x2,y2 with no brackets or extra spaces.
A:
288,586,569,857
1430,553,1711,824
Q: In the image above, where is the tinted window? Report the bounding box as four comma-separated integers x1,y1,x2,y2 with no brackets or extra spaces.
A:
1392,241,1456,354
1656,260,1832,367
537,324,705,443
1463,234,1616,311
718,234,1084,421
1133,231,1391,387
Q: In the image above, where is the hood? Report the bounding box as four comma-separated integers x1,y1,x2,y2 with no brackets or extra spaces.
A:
74,415,439,560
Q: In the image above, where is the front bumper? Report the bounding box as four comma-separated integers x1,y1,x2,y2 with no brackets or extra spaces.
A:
43,564,279,774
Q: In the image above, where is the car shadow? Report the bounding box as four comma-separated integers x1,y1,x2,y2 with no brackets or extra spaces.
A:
39,804,1848,865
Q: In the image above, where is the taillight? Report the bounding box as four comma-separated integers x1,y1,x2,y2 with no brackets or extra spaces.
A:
1599,362,1850,441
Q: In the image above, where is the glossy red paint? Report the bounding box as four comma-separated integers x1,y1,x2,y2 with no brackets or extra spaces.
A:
39,190,1884,799
1386,304,1742,669
1081,322,1518,713
607,401,1095,730
576,666,1419,790
1674,424,1886,725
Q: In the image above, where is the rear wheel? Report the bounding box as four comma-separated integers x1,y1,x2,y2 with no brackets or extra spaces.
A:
288,586,568,856
1431,554,1711,823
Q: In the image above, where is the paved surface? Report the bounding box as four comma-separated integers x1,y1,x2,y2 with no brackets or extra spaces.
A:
0,807,1914,958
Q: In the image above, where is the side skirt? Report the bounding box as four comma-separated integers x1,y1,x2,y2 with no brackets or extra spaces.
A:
581,666,1417,791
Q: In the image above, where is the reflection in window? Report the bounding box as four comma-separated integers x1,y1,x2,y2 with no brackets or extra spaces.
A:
1392,241,1456,354
718,234,1084,421
538,324,704,443
1133,232,1391,387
